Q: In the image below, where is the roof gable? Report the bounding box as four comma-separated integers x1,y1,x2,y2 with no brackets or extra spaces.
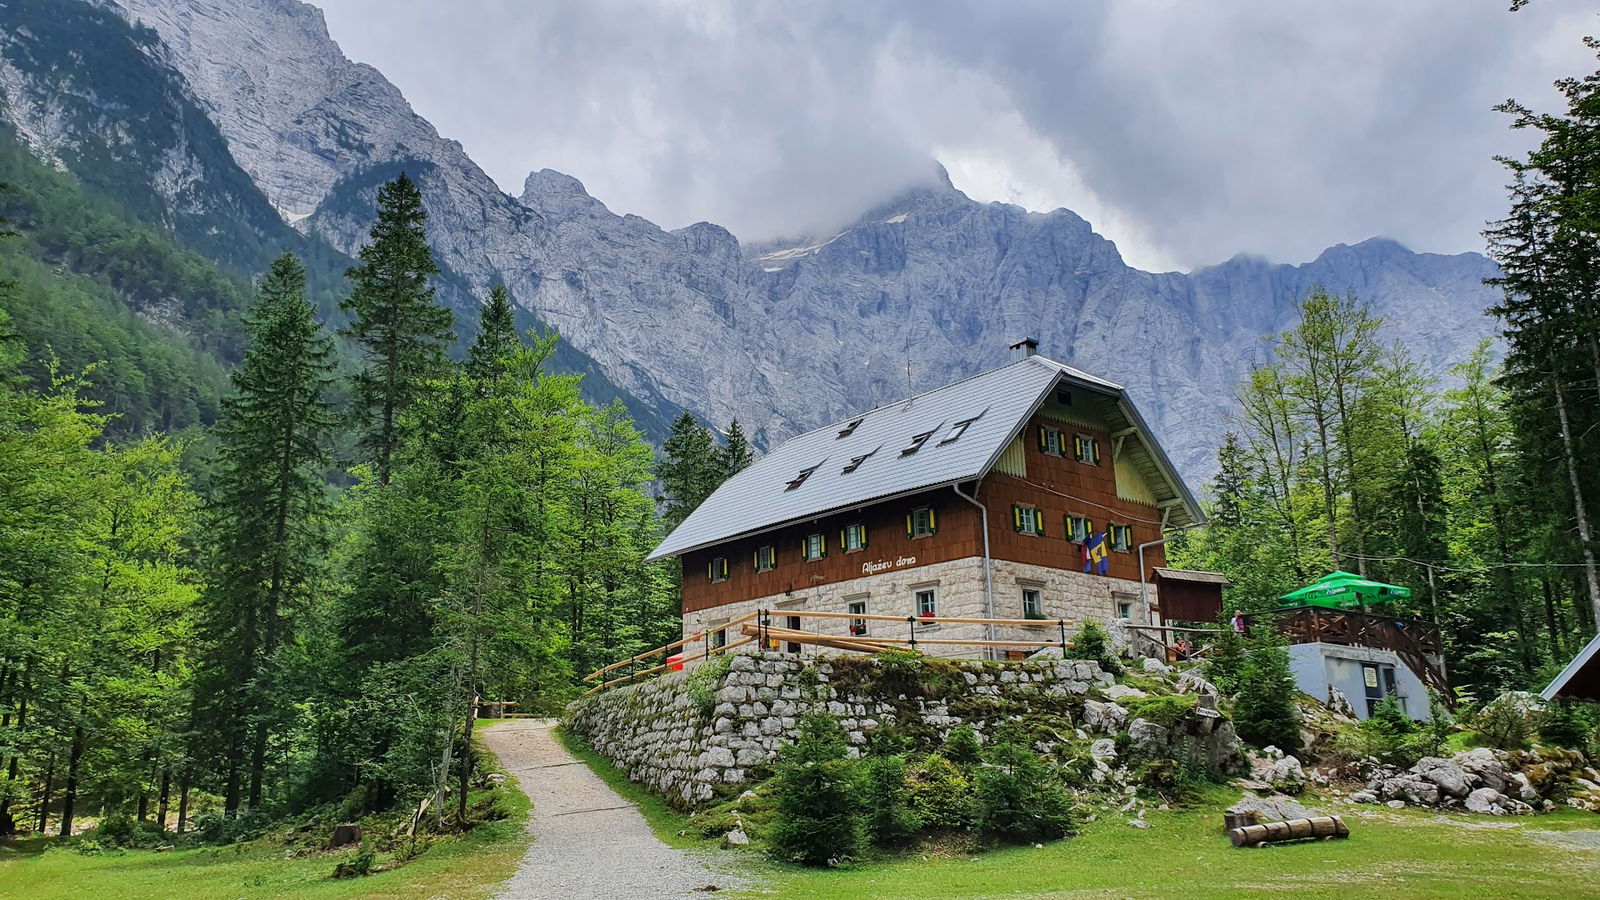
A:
647,355,1203,561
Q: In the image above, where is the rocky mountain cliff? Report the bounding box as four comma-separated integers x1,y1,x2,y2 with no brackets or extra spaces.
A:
3,0,1504,481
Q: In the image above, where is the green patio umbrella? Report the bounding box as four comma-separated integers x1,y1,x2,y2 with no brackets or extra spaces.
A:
1279,570,1413,609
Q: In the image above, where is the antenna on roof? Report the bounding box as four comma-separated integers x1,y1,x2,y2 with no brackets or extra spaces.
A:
905,332,912,392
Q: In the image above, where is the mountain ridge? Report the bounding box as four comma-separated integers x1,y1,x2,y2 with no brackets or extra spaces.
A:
6,0,1505,481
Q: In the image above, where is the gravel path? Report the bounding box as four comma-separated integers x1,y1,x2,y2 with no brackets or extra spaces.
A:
480,719,742,899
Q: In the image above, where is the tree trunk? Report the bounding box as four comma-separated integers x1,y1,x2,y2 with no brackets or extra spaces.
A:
1543,577,1562,659
59,726,84,837
177,776,190,834
37,754,54,834
1551,371,1600,625
157,769,171,831
224,729,243,817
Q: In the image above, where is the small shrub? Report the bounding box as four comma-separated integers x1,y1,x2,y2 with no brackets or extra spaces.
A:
1540,700,1590,753
1205,615,1249,693
332,846,376,879
906,753,973,830
862,755,922,847
942,725,982,765
1232,642,1301,753
1136,758,1209,804
768,715,865,866
1474,695,1537,751
1124,694,1197,729
972,728,1075,843
1068,620,1122,676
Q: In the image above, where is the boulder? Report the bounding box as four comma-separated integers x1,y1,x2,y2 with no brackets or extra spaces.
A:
1268,755,1307,795
1175,670,1219,700
1104,684,1148,702
1351,790,1378,804
1128,718,1170,757
1465,787,1507,815
724,828,750,847
1413,757,1471,799
1326,685,1357,719
1082,700,1128,734
1141,658,1173,677
1455,748,1508,793
1090,738,1118,762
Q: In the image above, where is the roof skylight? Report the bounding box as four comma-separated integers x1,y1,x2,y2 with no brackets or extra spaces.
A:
938,409,986,445
901,430,936,456
785,463,820,491
837,418,864,438
841,446,879,474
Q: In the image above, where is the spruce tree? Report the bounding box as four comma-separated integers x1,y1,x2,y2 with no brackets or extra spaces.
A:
658,411,720,530
720,418,754,478
466,284,520,385
199,252,335,815
341,172,454,484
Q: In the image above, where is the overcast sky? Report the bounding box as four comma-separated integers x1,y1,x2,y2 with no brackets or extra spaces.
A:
316,0,1595,272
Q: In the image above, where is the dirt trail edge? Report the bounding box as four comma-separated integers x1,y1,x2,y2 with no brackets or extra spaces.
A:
480,719,744,899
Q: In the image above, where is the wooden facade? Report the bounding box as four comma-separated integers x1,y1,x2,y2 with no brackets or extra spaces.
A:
682,409,1170,615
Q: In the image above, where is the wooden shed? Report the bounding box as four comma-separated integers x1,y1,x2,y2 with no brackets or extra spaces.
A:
1543,631,1600,703
1152,567,1228,623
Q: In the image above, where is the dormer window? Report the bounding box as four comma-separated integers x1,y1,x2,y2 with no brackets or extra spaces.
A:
837,417,863,438
841,446,878,474
938,412,983,445
902,430,935,456
786,463,820,491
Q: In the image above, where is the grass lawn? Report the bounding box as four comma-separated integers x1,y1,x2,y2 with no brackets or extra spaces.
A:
557,727,1600,899
0,725,533,900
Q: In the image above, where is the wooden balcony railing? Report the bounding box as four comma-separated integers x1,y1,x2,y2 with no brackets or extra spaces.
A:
1242,605,1448,694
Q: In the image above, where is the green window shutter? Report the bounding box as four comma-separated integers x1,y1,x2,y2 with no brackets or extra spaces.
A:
1092,440,1102,464
708,561,714,582
821,533,828,557
861,524,869,549
1013,505,1023,531
1037,425,1048,452
1063,514,1072,540
928,509,937,533
753,550,759,570
1037,512,1045,537
906,514,913,538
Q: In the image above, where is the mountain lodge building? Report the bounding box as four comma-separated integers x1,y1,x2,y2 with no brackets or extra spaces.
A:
646,340,1215,658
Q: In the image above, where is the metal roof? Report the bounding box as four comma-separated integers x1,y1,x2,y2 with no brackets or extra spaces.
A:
646,354,1205,561
1542,631,1600,703
1152,568,1230,585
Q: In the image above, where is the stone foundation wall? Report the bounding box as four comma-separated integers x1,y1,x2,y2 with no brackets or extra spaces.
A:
566,650,1115,807
679,556,1152,663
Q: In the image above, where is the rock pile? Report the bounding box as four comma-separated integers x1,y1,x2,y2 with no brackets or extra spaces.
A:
1353,747,1598,815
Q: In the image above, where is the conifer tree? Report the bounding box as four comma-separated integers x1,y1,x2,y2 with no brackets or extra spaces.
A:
658,411,720,530
720,418,754,478
198,252,335,815
341,173,453,484
466,284,520,385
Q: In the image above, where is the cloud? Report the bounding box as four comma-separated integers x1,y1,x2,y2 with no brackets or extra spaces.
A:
315,0,1596,270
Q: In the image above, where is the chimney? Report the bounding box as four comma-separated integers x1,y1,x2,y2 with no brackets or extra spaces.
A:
1009,337,1038,362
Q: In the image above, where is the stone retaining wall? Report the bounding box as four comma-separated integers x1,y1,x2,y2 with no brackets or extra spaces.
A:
567,650,1116,807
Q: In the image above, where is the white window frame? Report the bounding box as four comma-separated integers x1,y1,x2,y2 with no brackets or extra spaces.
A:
911,507,935,537
845,523,867,552
1022,587,1043,619
755,545,776,571
709,557,729,583
804,533,825,561
1116,601,1132,620
915,586,938,618
1018,505,1043,536
847,598,869,636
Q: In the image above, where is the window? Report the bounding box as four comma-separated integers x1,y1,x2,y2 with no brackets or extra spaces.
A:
902,429,935,456
1013,504,1045,536
938,412,983,445
785,614,802,654
841,446,877,474
1037,425,1065,455
1056,388,1073,407
803,532,827,561
1109,524,1133,552
1116,601,1132,620
907,506,937,538
848,599,869,636
754,545,776,571
708,557,729,583
1065,515,1094,544
786,463,820,491
1022,588,1043,619
1074,434,1102,465
710,625,728,648
838,417,863,438
842,522,868,552
915,587,938,618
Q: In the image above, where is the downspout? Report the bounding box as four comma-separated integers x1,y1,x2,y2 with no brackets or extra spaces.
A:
952,481,996,658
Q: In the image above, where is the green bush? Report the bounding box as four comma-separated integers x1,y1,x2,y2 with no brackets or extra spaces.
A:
862,754,922,847
331,846,376,879
942,725,983,765
768,715,865,866
1540,700,1591,753
1474,695,1537,751
972,726,1075,843
906,753,973,830
1232,642,1301,753
1124,694,1197,728
1205,615,1249,693
1068,620,1122,676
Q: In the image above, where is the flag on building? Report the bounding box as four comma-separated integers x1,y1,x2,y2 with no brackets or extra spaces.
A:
1083,531,1109,576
